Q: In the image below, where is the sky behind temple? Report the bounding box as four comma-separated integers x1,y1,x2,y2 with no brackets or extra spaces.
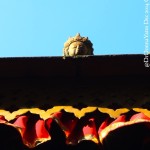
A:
0,0,145,57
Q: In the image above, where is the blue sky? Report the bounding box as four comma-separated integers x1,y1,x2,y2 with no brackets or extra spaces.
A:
0,0,145,57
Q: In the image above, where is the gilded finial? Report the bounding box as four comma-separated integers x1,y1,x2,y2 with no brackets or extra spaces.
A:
63,33,94,57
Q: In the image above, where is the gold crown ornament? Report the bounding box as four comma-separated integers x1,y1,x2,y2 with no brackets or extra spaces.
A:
63,33,94,57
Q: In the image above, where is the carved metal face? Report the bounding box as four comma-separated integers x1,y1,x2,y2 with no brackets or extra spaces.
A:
63,33,94,57
68,41,88,56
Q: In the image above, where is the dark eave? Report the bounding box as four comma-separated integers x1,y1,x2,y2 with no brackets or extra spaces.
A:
0,54,149,79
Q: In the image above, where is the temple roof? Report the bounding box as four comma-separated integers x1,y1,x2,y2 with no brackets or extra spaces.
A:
0,54,150,149
0,54,149,79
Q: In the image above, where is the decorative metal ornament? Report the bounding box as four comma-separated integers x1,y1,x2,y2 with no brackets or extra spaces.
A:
63,33,94,56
